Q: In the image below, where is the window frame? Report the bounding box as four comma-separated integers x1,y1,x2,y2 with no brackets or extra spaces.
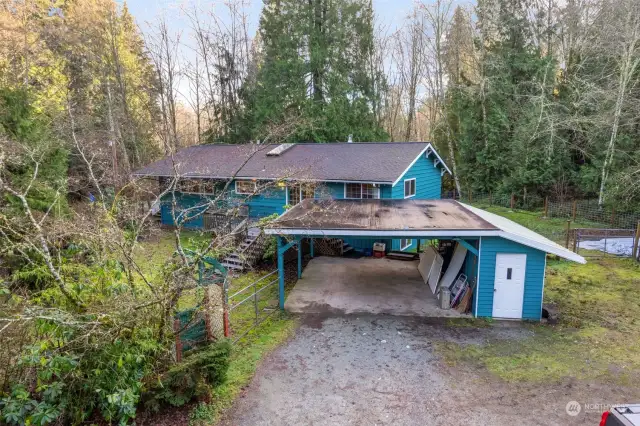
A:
343,183,381,199
235,180,257,195
400,238,411,251
287,184,315,206
403,178,416,199
177,178,217,195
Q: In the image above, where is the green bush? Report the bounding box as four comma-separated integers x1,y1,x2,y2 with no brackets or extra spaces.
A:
145,340,231,410
0,320,164,426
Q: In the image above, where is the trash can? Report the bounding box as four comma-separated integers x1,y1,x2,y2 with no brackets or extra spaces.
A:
439,287,451,310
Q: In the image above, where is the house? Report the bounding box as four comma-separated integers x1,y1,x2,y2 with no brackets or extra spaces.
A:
135,141,586,321
133,141,451,252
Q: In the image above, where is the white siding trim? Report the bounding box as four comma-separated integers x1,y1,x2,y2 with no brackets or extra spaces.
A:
235,180,256,194
133,173,393,185
540,255,548,319
460,203,586,264
474,237,482,318
403,178,416,198
343,182,381,199
391,143,452,187
265,229,500,237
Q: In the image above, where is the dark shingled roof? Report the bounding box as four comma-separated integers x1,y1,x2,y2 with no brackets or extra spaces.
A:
133,142,442,183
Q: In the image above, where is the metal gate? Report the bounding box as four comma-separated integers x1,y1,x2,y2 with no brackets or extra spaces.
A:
226,270,280,342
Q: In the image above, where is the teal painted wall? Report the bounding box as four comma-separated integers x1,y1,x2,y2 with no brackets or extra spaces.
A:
160,180,287,227
160,194,208,229
391,154,442,200
242,186,287,218
476,237,546,320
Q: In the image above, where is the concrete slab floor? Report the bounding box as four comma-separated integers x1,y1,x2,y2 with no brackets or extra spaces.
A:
284,256,466,318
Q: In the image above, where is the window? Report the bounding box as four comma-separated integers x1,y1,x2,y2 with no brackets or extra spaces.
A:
506,268,513,280
178,178,216,194
404,178,416,198
344,183,380,199
288,184,315,205
235,180,256,195
400,239,411,251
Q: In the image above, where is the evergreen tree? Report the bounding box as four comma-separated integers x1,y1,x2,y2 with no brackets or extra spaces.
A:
232,0,387,143
445,0,573,196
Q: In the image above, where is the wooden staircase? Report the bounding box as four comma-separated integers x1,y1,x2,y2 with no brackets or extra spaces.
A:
342,241,354,254
221,227,267,272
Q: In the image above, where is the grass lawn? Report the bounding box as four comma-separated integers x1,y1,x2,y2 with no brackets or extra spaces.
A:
437,208,640,384
134,229,212,283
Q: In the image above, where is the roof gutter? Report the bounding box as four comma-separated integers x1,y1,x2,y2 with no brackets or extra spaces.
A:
131,173,393,185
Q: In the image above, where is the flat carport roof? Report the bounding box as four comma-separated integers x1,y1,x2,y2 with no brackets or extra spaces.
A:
265,198,497,235
265,198,586,264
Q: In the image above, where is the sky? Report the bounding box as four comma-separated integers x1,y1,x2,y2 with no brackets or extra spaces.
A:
124,0,419,38
119,0,422,102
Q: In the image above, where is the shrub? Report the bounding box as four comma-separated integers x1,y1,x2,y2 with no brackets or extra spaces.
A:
144,340,232,410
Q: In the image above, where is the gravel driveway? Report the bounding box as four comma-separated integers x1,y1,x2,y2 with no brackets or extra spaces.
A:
221,316,633,426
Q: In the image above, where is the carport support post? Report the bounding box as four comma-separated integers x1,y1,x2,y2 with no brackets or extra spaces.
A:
310,238,314,258
277,236,285,309
297,237,302,279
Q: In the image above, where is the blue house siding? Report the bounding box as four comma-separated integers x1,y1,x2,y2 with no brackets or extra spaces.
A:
160,193,208,228
242,186,287,218
476,237,546,320
391,154,442,200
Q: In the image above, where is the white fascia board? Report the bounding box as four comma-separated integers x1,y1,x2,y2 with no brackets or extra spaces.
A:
264,226,586,264
132,173,392,186
391,143,452,187
496,231,586,264
459,202,586,264
264,229,501,237
426,143,452,176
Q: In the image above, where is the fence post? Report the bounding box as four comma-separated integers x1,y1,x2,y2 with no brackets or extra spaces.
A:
489,191,493,206
544,197,549,218
469,190,473,203
174,319,183,363
572,200,577,221
510,193,515,209
633,221,640,262
565,220,571,249
204,288,212,341
610,208,615,227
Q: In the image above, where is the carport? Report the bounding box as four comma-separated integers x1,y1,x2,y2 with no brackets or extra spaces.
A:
265,199,585,320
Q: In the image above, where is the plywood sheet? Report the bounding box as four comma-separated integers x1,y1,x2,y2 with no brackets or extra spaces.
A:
428,254,444,294
418,247,437,285
438,243,468,291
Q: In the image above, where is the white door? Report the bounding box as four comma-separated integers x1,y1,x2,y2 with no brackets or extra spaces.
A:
492,253,527,319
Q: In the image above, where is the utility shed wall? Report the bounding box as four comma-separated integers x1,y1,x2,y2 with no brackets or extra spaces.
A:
476,237,546,320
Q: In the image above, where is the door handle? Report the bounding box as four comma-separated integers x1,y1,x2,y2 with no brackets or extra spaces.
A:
494,288,497,292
